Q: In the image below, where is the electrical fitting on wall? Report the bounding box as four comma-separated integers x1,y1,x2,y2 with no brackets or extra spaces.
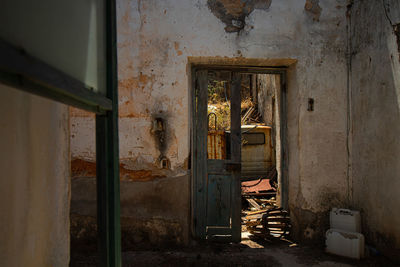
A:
152,117,165,146
159,156,170,169
308,98,314,111
152,117,170,169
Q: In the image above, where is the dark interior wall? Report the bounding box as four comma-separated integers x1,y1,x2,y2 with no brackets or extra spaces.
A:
0,85,70,266
350,0,400,260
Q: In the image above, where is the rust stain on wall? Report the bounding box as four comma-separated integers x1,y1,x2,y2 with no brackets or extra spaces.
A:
71,158,96,177
304,0,322,21
174,41,179,51
174,42,184,56
71,158,166,181
118,73,155,91
120,167,166,182
118,74,155,118
69,107,94,118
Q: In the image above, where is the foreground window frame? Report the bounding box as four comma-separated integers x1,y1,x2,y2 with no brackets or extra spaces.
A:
0,0,121,266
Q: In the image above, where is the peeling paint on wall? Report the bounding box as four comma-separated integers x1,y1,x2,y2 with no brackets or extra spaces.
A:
304,0,322,21
207,0,272,32
71,0,351,246
71,158,192,181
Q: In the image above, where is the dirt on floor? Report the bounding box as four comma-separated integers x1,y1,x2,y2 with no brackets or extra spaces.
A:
70,233,397,267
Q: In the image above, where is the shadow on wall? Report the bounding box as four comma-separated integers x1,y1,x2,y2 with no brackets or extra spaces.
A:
350,0,400,262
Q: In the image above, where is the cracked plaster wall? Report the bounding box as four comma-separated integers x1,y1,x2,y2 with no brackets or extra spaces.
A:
71,0,350,244
350,0,400,261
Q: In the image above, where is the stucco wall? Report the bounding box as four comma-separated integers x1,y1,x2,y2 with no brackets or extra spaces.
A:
0,85,70,266
71,0,350,244
350,0,400,260
71,175,190,248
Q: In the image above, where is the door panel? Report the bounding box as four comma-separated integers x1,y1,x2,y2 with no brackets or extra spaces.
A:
193,69,241,242
206,174,231,226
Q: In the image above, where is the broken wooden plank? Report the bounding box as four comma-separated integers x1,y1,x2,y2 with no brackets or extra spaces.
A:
243,192,276,197
246,209,268,216
263,217,290,223
245,220,262,227
245,214,264,220
246,198,261,210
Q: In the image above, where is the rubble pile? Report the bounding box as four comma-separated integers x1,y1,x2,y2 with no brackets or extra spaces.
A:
241,168,291,239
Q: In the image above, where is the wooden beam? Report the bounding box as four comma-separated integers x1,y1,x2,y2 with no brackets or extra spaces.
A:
191,65,286,74
194,69,208,239
0,39,112,114
280,72,289,210
190,67,197,238
230,72,242,243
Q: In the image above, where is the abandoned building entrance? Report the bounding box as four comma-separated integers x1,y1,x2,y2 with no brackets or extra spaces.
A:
192,66,287,243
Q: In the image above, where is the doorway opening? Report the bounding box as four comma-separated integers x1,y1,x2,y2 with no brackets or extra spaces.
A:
192,67,288,242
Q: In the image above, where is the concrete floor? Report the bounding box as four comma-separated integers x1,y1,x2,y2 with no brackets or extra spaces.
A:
70,233,397,266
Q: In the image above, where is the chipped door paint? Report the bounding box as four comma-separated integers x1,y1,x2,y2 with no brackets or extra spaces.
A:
193,69,241,242
206,174,231,226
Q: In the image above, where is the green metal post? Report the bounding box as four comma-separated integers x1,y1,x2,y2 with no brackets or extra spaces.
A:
96,0,121,266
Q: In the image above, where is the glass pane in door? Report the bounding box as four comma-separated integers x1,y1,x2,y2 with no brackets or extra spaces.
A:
207,71,231,160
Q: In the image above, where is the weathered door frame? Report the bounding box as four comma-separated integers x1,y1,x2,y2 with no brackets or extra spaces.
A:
190,65,288,241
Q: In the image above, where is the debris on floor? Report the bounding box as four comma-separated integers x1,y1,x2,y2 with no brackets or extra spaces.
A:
241,168,291,240
244,207,291,239
70,237,396,267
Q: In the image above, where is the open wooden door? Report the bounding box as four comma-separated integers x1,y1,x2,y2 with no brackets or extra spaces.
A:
193,69,242,242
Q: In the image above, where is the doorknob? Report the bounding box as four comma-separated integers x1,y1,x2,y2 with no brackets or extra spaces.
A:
225,162,241,171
